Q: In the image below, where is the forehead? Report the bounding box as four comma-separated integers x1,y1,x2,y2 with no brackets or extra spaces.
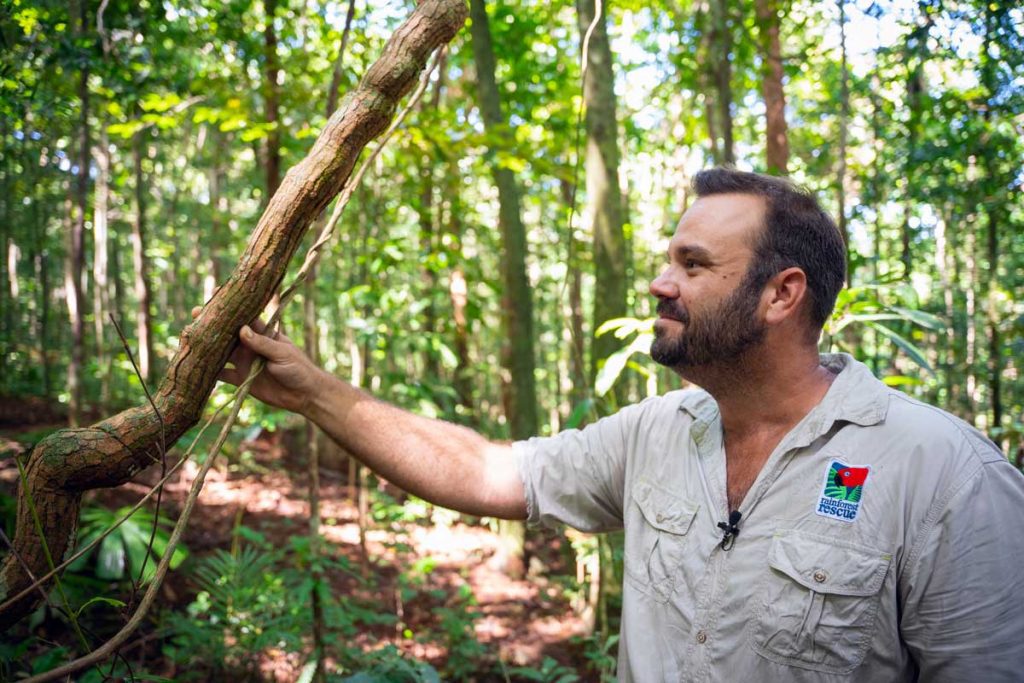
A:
670,193,767,254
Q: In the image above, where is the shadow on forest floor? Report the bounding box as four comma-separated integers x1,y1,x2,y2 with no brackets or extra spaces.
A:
1,419,601,681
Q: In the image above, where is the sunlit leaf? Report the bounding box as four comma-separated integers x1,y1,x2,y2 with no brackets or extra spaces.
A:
865,322,935,376
74,596,126,619
595,333,653,397
564,398,595,429
96,533,126,580
889,306,944,330
882,375,923,387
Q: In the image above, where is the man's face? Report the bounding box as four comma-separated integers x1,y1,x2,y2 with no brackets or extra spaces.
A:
648,194,768,371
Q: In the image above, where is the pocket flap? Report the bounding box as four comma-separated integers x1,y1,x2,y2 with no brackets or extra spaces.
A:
768,529,892,597
632,480,698,536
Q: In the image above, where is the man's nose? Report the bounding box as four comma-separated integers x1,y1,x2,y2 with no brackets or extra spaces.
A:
649,269,678,299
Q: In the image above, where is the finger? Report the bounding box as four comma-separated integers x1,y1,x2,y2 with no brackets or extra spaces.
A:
239,325,293,362
191,306,202,319
248,317,269,335
217,366,243,385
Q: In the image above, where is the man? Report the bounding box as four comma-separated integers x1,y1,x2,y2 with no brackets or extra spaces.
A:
213,168,1024,681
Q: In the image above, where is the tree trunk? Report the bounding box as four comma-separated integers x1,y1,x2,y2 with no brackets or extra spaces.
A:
901,30,926,279
468,0,538,440
981,5,1002,434
706,0,734,165
0,0,468,629
93,128,112,408
0,120,9,391
67,0,91,427
132,124,154,385
264,0,283,201
419,53,447,381
755,0,789,175
468,0,536,578
304,270,325,683
835,0,849,276
31,171,52,400
964,219,977,424
563,177,587,414
442,154,475,421
577,0,628,404
304,31,356,678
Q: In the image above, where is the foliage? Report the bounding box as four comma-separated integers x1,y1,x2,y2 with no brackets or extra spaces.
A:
576,633,620,682
162,527,388,678
69,504,187,584
432,584,488,679
826,282,946,381
0,0,1021,677
163,544,302,675
336,645,441,683
594,317,657,398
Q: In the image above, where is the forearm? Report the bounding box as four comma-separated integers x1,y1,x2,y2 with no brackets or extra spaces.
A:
302,370,527,520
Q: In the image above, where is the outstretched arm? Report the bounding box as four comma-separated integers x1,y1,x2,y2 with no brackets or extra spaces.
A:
213,315,527,520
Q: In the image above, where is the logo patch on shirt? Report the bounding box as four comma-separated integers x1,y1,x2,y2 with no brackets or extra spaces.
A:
815,460,870,522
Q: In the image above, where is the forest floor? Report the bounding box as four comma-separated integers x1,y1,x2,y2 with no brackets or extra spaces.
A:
1,417,603,681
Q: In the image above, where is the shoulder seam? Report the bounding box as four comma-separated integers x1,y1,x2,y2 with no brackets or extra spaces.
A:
901,459,984,577
886,392,998,465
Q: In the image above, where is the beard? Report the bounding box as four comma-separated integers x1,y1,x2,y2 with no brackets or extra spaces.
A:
650,273,767,370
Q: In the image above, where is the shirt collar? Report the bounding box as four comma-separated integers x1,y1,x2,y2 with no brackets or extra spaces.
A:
677,353,889,434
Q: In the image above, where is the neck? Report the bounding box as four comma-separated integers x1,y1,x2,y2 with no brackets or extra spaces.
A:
680,344,836,439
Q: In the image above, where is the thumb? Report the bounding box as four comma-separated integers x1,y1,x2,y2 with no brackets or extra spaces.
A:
240,325,291,361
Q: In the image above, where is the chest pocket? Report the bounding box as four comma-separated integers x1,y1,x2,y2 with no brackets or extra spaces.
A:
750,529,892,674
624,480,698,603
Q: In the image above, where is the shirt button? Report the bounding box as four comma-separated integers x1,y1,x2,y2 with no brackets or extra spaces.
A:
813,570,827,583
696,630,707,644
656,513,666,523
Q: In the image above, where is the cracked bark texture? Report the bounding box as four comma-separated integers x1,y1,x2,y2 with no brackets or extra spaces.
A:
0,0,468,631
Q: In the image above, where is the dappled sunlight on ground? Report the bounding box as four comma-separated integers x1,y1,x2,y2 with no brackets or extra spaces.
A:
0,429,595,678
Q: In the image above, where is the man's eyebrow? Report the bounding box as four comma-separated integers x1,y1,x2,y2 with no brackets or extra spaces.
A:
671,244,713,262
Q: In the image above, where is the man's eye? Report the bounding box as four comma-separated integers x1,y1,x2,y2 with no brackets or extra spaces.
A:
684,259,700,269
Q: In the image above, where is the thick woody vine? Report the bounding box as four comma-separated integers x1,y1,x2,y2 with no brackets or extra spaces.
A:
0,0,468,644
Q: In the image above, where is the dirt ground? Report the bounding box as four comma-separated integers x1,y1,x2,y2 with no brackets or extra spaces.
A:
0,422,597,681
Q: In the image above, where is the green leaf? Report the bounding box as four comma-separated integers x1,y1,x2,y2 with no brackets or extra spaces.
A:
74,596,126,619
595,316,654,339
436,341,459,370
865,322,935,377
140,92,182,113
595,333,653,397
830,313,905,335
122,519,156,582
888,306,944,330
881,375,923,387
107,121,145,139
96,533,126,580
564,398,595,429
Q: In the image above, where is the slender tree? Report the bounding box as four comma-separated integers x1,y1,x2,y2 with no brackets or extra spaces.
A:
263,0,283,200
706,0,735,165
578,0,628,401
468,0,537,578
836,0,850,272
66,0,91,426
132,123,154,384
755,0,789,174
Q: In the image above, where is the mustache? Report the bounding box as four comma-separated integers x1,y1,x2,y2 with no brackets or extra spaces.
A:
656,299,690,323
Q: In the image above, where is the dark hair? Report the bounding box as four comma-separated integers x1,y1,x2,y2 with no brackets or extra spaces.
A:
693,167,846,331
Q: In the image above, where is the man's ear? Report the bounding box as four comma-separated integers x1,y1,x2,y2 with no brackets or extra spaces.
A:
763,267,808,326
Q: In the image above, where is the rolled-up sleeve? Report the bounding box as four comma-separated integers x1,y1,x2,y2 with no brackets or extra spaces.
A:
900,457,1024,681
514,402,647,533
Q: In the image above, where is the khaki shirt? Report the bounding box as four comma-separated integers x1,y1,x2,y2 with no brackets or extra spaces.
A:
514,354,1024,682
